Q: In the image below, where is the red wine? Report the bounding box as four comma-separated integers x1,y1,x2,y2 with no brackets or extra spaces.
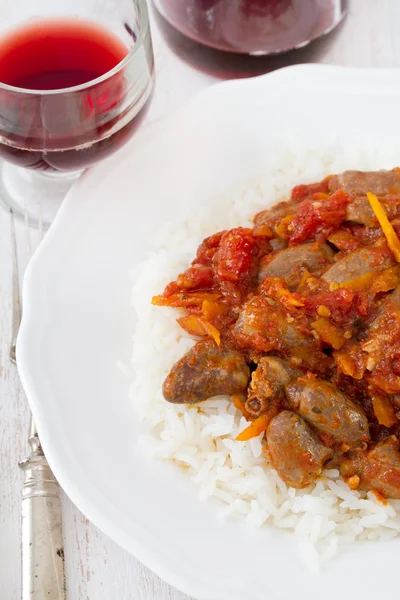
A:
0,19,151,171
155,0,344,55
0,19,128,90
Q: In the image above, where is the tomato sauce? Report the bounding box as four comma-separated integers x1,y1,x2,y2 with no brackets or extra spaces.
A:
153,169,400,495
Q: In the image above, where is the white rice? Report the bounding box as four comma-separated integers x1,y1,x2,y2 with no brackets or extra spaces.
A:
129,141,400,570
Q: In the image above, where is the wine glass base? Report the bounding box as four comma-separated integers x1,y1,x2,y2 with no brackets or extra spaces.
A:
0,162,83,228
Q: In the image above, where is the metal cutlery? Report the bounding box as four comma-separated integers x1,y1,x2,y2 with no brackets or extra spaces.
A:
10,210,66,600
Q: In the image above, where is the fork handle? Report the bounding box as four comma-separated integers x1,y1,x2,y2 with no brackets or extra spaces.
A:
19,448,66,599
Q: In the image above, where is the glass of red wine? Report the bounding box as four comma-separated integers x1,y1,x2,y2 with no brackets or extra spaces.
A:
154,0,347,55
0,0,154,226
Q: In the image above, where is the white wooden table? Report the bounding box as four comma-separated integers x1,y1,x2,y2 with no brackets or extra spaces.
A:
1,1,399,598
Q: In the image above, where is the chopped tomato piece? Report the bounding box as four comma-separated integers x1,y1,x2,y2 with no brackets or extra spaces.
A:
328,229,360,252
288,189,351,244
215,227,256,283
303,288,355,326
290,176,332,201
177,265,214,290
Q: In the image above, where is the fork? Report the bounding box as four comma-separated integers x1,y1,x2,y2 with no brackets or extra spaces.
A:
10,210,66,600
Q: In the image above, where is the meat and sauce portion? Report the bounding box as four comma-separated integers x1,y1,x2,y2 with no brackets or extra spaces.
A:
163,340,250,404
267,411,334,489
153,168,400,499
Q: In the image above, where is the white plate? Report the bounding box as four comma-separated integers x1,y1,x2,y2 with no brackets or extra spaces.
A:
17,65,400,600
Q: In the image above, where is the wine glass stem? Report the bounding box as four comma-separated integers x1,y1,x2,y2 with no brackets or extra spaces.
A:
0,162,83,227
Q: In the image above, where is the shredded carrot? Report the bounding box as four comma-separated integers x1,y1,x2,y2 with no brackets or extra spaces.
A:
201,321,220,345
367,191,400,262
275,214,295,239
296,268,311,295
372,395,397,427
201,299,229,321
333,352,365,379
152,291,220,308
338,265,400,294
274,284,304,307
235,412,276,442
252,224,274,238
335,350,368,379
313,192,330,201
371,264,400,294
232,395,252,420
177,315,221,345
338,270,376,291
311,318,346,350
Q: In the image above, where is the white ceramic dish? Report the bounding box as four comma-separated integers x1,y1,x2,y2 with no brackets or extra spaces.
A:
17,65,400,600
